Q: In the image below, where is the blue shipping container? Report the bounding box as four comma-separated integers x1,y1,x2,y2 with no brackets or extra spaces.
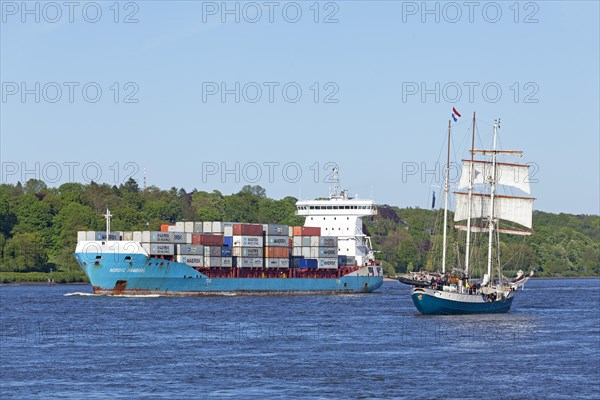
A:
223,236,233,247
221,247,232,257
298,258,318,269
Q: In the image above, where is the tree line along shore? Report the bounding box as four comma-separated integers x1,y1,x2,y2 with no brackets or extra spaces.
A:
1,179,598,283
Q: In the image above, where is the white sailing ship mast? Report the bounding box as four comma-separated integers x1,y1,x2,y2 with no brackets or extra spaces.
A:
454,118,535,284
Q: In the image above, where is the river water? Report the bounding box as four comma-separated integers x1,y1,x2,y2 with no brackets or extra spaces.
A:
1,279,598,399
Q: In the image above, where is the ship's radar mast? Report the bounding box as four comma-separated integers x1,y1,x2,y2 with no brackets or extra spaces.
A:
330,165,340,198
103,209,113,240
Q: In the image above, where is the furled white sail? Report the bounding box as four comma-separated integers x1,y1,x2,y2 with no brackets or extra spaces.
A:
455,225,533,236
454,192,534,229
458,160,531,194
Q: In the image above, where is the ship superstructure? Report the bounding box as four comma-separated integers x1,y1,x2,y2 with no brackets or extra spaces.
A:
296,168,377,267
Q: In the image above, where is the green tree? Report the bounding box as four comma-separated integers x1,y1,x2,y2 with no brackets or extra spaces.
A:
3,233,49,272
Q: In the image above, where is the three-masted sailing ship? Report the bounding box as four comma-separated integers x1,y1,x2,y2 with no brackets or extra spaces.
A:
400,112,535,315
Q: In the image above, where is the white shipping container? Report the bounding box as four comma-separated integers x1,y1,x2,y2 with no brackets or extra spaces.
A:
133,231,143,242
175,222,185,231
319,236,338,247
143,243,174,255
319,247,337,258
223,222,234,236
310,247,319,258
221,257,233,268
95,231,122,241
171,232,188,244
318,258,338,269
265,258,279,268
177,255,204,267
237,257,253,268
310,236,320,247
77,231,86,242
86,231,95,241
123,231,134,241
168,225,177,232
203,256,221,267
151,232,173,243
142,231,151,242
266,236,288,247
232,247,263,257
232,236,263,248
278,258,290,268
252,258,264,268
292,237,302,247
177,244,204,255
212,221,223,233
202,222,212,233
184,222,194,233
301,237,311,247
292,248,302,257
301,247,311,258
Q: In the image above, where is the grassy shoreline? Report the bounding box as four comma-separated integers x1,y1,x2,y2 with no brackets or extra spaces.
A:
0,271,88,284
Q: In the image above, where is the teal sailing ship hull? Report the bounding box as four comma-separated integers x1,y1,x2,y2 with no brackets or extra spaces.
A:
411,287,515,315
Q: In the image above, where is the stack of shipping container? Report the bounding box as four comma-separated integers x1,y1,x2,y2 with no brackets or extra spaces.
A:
290,227,338,269
232,223,263,268
263,224,290,268
78,221,344,270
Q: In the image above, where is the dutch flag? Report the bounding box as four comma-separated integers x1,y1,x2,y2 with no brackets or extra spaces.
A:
452,107,461,122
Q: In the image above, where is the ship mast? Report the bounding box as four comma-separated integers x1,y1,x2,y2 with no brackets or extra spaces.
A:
486,120,499,281
331,165,340,198
464,112,476,275
104,209,112,241
442,120,451,274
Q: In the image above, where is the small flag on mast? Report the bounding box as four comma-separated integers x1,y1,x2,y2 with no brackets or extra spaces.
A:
452,107,461,122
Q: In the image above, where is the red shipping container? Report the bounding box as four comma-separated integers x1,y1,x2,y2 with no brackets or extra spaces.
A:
292,226,321,236
264,247,289,258
232,224,263,236
161,224,172,232
191,233,223,246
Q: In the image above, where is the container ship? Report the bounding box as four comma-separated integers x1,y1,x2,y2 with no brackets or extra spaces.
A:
74,183,383,295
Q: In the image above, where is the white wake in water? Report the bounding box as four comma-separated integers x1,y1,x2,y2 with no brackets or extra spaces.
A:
64,292,95,297
64,292,161,298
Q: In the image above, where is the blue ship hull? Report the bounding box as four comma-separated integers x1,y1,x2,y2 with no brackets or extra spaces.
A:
76,252,383,295
411,289,514,315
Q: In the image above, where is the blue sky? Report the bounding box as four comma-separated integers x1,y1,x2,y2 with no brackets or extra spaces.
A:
1,1,599,215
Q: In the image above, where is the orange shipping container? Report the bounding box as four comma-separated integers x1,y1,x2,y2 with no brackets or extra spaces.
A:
264,247,289,258
161,224,172,232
